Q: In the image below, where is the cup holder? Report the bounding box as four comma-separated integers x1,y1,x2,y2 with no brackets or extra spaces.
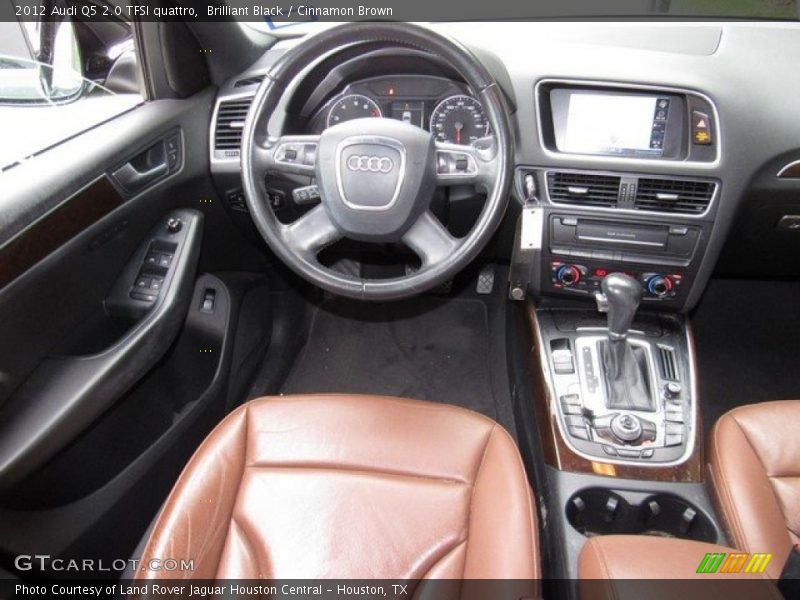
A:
566,488,717,542
640,493,717,541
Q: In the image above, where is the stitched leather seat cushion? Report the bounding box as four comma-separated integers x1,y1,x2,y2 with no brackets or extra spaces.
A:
136,394,539,580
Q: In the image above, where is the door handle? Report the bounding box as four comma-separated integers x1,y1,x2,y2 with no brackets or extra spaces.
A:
113,161,168,192
112,139,170,193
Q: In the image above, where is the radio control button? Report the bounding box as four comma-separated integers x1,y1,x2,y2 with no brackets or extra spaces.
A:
568,425,590,440
591,250,613,261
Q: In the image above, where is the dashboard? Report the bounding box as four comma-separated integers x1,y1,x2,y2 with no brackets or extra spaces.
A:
305,75,491,146
209,22,800,312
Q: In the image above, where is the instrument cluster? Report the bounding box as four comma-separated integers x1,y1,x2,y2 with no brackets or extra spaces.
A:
307,75,492,146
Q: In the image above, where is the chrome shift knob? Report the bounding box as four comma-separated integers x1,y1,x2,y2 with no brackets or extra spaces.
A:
597,273,643,340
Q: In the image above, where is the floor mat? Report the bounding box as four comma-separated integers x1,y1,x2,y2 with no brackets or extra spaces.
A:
281,295,516,435
692,279,800,432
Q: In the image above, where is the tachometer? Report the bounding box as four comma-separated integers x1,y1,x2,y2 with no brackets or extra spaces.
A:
326,94,382,128
430,95,490,145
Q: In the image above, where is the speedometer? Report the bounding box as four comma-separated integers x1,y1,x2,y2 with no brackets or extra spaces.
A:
430,95,490,145
326,94,382,128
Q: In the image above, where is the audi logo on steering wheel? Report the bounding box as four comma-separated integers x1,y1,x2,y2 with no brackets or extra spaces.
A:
346,155,394,173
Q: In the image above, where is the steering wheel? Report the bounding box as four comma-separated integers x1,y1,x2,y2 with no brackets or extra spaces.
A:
241,23,513,301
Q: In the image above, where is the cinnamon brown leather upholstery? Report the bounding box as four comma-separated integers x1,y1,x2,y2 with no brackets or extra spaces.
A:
135,394,539,580
708,400,800,579
578,536,781,599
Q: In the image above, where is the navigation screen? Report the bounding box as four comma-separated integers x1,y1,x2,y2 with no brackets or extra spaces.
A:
561,93,669,157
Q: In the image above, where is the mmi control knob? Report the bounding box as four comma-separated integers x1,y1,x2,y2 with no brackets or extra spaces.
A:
557,265,582,286
647,275,673,297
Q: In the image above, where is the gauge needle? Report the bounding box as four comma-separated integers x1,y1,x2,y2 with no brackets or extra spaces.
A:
454,121,464,145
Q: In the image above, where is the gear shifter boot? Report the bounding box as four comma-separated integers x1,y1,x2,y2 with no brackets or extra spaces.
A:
599,340,654,411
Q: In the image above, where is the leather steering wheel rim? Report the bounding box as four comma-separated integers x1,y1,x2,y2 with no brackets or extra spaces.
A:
241,22,513,301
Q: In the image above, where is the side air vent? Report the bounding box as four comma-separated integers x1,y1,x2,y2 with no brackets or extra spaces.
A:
657,345,679,381
547,172,621,207
214,98,254,153
634,178,715,215
234,75,264,88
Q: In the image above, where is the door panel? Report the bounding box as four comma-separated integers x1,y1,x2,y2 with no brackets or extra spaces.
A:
0,90,217,408
0,208,203,489
0,87,269,573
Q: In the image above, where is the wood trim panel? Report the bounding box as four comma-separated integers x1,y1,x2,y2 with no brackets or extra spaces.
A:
0,177,123,290
525,303,703,483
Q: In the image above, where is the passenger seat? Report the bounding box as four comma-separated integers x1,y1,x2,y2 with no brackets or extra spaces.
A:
708,400,800,579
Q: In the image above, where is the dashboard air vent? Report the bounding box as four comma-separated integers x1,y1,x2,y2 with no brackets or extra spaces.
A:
634,178,715,215
547,172,621,207
214,98,254,152
234,75,265,88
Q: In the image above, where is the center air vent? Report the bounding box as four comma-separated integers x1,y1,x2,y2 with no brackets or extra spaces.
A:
213,97,254,154
634,178,715,215
547,172,621,207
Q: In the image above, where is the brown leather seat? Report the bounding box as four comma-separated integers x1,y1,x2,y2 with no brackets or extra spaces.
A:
578,535,781,599
135,394,539,580
708,400,800,579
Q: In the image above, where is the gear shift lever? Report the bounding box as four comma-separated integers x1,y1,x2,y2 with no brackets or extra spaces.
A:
599,273,643,342
596,273,654,412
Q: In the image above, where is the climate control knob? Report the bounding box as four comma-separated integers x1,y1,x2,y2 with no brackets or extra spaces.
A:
556,265,581,286
647,275,673,297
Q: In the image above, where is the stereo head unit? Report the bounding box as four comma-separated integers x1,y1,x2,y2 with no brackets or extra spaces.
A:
551,216,700,260
537,81,719,164
542,214,704,305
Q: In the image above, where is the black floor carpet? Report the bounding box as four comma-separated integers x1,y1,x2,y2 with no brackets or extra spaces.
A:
281,294,517,436
692,278,800,433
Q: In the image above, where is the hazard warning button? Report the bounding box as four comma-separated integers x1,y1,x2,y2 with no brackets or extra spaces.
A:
692,110,712,145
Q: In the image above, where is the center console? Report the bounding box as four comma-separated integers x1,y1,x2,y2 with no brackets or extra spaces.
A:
536,302,696,466
508,79,727,582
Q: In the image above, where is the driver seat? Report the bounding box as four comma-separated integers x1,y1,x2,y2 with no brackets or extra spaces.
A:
135,394,539,580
